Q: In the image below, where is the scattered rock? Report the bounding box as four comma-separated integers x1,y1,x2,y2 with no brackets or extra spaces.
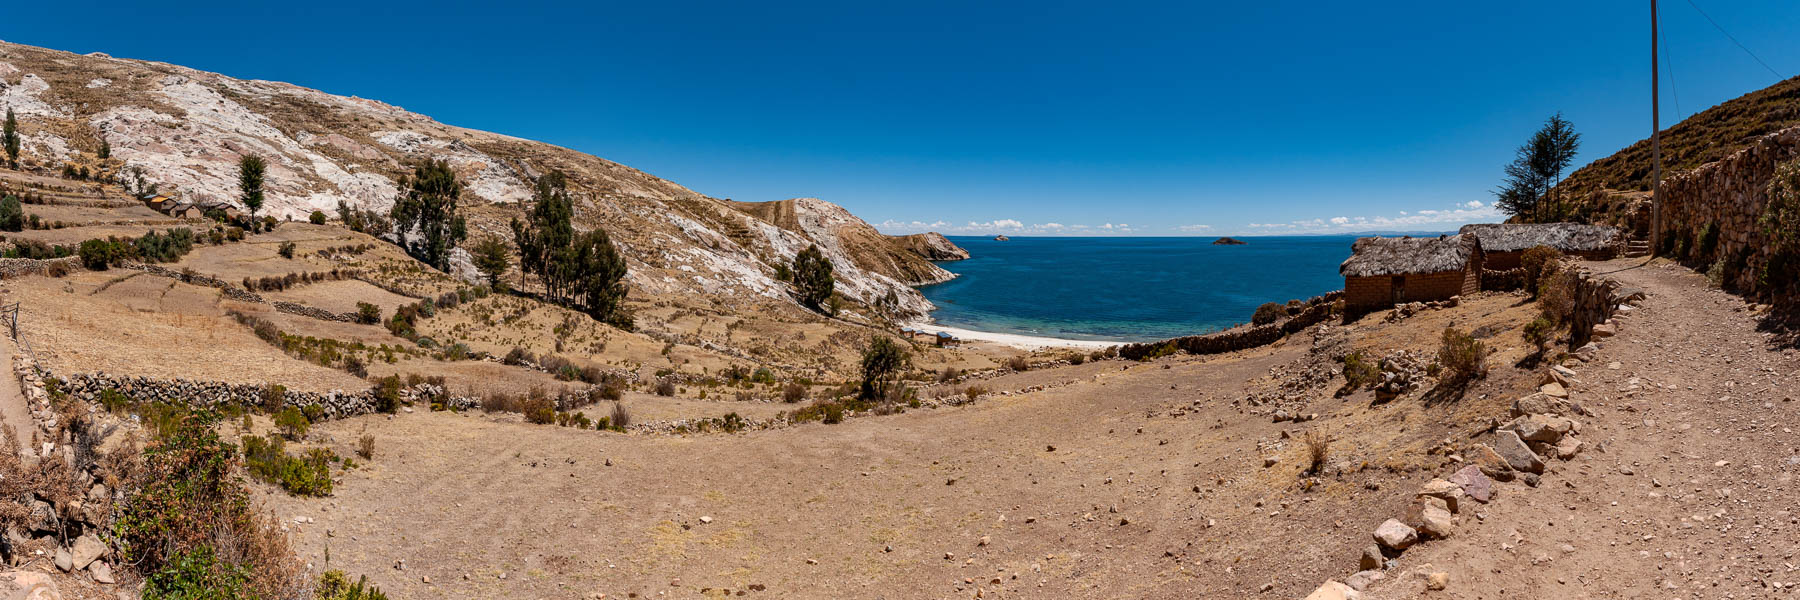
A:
52,547,70,573
1418,504,1454,539
1359,545,1383,571
0,570,60,599
1372,519,1418,551
70,534,104,570
698,516,713,525
1510,393,1574,418
1346,569,1384,591
1538,381,1569,399
1425,571,1450,591
1447,465,1493,503
1553,436,1583,460
1469,444,1516,481
1493,430,1545,474
1416,479,1464,513
89,561,114,584
1502,414,1576,443
1302,580,1361,600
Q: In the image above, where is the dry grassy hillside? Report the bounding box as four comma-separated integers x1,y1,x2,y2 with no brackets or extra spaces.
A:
0,41,963,324
1558,74,1800,197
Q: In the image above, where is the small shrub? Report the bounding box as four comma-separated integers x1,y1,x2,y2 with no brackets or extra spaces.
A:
1302,430,1331,475
1706,257,1727,288
1435,327,1488,389
143,547,253,600
342,355,368,378
1523,315,1556,353
654,378,676,397
241,434,332,497
522,395,556,425
1520,245,1564,297
309,210,328,225
1068,353,1086,365
598,380,625,401
782,382,807,403
261,384,286,413
274,407,308,441
1536,267,1575,325
277,241,296,259
503,347,534,366
1338,351,1379,395
314,570,390,600
861,336,911,400
1005,355,1029,372
356,434,375,460
372,375,402,413
78,238,117,270
355,302,381,325
1251,301,1285,325
610,401,632,429
963,385,987,401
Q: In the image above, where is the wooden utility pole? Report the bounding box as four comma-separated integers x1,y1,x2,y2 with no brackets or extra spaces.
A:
1651,0,1663,253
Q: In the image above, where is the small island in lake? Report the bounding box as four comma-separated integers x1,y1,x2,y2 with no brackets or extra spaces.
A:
1211,237,1247,245
994,234,1010,241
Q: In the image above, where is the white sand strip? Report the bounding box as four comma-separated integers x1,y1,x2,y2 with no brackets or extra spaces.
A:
904,323,1120,351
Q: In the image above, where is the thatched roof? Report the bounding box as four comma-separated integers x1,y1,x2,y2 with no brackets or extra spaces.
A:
1457,223,1622,253
1340,234,1479,277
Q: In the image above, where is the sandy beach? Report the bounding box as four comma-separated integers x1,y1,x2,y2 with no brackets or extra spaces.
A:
904,322,1121,350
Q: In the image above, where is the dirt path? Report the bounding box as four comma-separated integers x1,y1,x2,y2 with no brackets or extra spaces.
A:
1366,259,1800,598
0,336,33,453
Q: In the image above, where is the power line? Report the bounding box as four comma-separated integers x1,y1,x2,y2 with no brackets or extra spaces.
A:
1683,0,1784,79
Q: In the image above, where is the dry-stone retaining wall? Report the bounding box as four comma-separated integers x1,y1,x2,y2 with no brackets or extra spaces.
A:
1119,291,1343,360
0,256,81,279
52,372,477,419
127,263,264,302
272,301,358,323
1657,125,1800,294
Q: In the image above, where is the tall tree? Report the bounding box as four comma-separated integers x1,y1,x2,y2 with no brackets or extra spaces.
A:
389,159,467,271
471,236,512,291
511,171,575,301
2,108,19,168
509,170,633,327
571,229,631,328
1494,113,1581,222
238,154,266,218
97,138,111,160
791,244,835,311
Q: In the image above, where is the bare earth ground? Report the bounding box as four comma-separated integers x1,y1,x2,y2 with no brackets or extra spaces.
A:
260,294,1542,600
1365,258,1800,599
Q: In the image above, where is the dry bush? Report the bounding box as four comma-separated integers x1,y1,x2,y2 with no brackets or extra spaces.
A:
782,382,807,403
1435,327,1488,389
1302,430,1331,475
1520,245,1564,297
1252,301,1286,325
654,378,677,397
356,434,375,460
1337,351,1379,396
963,385,987,401
1068,353,1086,366
1536,266,1576,325
1006,355,1029,372
481,391,522,413
937,367,961,383
610,401,632,429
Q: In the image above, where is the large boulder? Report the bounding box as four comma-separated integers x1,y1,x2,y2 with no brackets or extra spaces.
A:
1469,444,1516,481
1494,430,1545,474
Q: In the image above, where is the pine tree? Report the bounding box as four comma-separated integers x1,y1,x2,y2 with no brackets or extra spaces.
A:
239,154,266,218
389,159,466,271
472,237,512,291
1494,113,1580,222
97,138,111,160
791,244,835,311
2,108,20,168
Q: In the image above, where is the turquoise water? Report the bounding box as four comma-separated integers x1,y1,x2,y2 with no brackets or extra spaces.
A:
916,236,1360,342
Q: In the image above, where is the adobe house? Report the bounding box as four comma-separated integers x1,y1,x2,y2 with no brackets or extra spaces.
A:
1340,234,1482,314
1457,223,1623,270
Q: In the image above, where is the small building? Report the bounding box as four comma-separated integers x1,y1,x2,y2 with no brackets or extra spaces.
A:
141,195,172,211
1457,223,1623,270
1340,234,1483,314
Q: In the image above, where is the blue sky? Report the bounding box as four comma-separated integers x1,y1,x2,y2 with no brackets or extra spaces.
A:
5,1,1798,236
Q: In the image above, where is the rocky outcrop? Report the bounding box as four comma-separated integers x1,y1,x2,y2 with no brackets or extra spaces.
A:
0,41,945,318
887,232,970,261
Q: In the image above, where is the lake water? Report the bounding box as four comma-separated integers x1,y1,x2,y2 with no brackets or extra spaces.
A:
916,236,1360,342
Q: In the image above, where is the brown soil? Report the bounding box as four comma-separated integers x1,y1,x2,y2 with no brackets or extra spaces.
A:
1363,258,1800,599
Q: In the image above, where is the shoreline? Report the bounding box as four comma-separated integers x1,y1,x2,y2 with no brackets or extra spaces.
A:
902,321,1121,351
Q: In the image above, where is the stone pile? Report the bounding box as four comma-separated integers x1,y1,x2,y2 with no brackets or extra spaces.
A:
1373,350,1427,400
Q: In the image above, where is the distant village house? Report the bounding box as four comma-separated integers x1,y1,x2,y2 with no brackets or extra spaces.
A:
1339,234,1483,314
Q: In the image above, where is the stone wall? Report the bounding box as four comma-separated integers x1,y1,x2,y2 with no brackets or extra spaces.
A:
0,256,81,279
272,301,357,323
1656,125,1800,294
50,372,478,420
1119,291,1342,360
127,263,264,302
1481,268,1525,292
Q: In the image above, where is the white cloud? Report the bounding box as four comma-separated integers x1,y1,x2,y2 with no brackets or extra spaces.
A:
1176,224,1213,232
1239,200,1502,235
